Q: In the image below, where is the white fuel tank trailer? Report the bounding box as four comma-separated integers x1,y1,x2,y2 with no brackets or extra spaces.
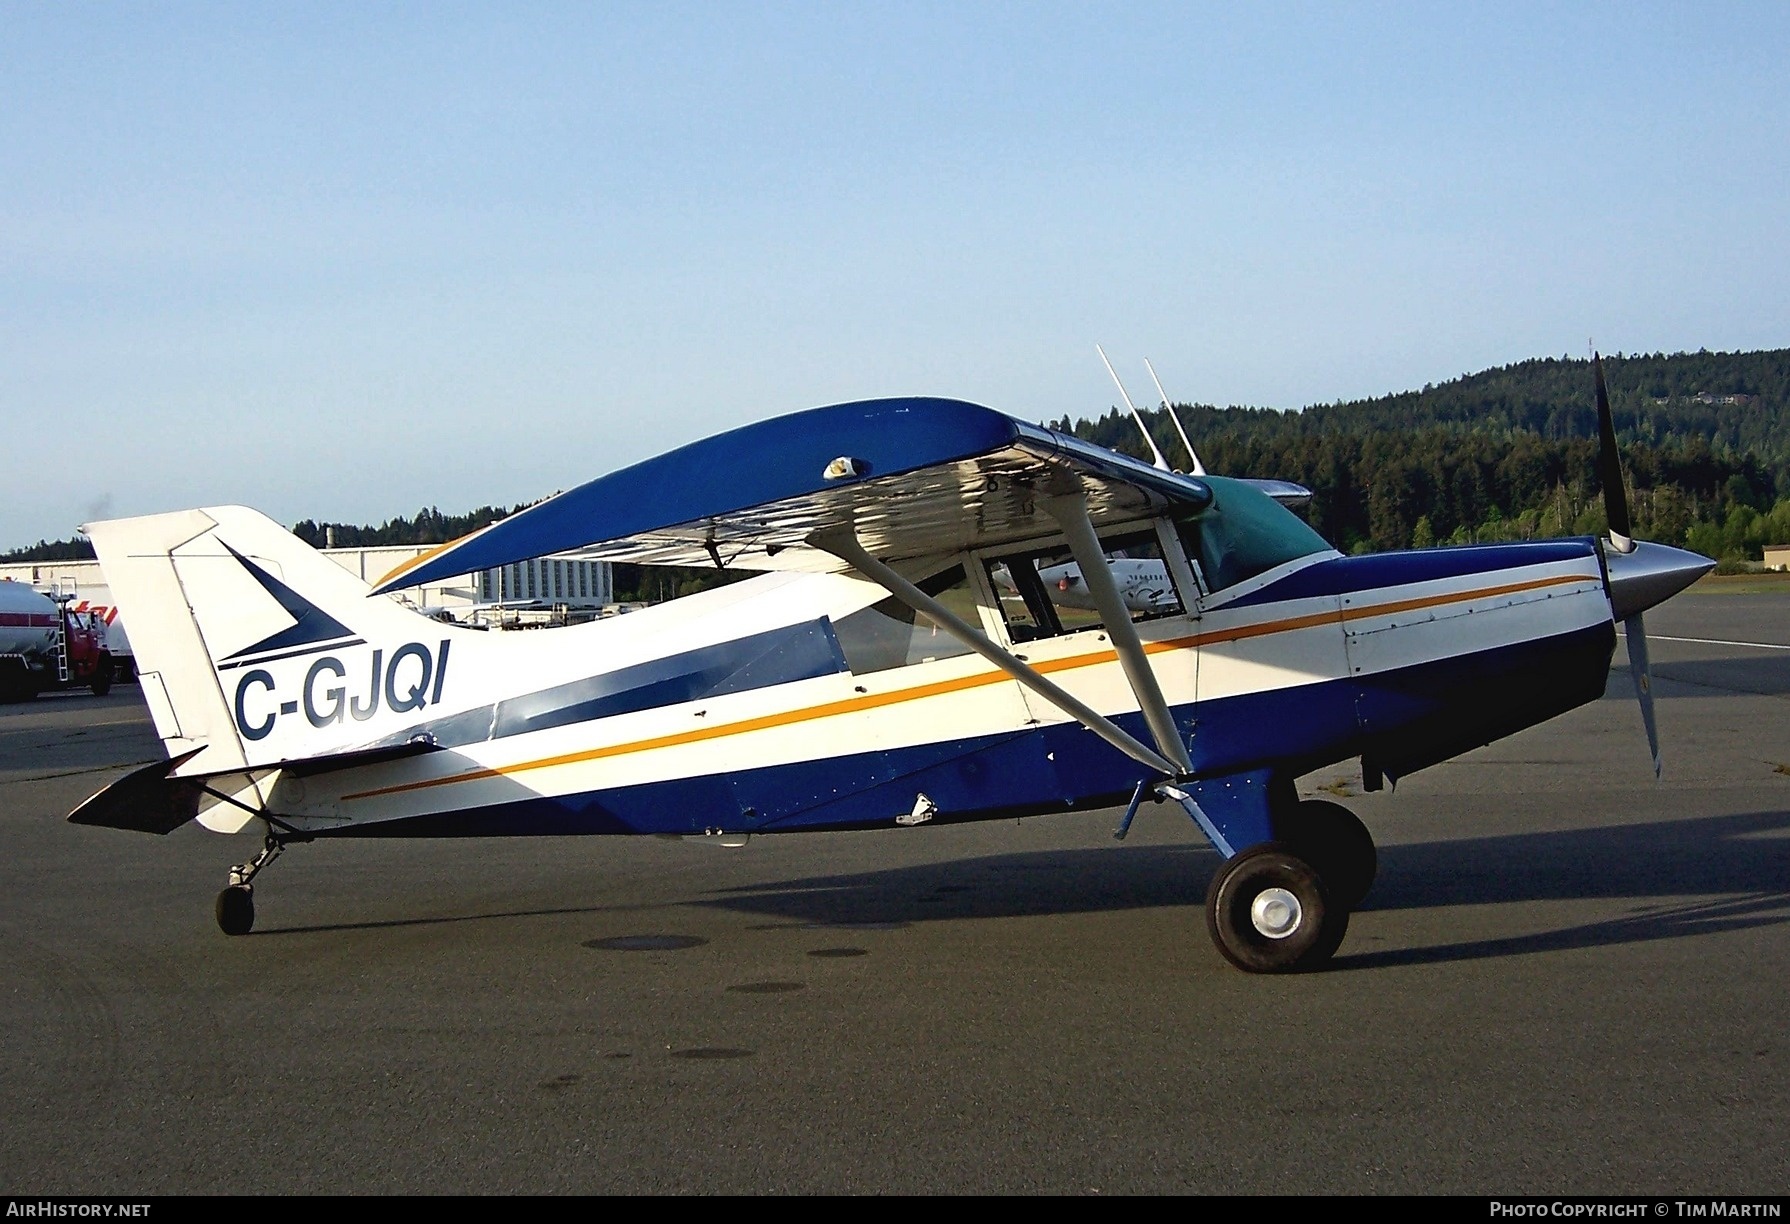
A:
0,579,115,699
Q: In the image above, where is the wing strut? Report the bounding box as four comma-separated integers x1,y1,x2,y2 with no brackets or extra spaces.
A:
1042,492,1195,775
807,526,1181,777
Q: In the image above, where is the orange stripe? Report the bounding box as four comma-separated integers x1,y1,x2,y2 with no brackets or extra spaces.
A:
344,667,1016,800
343,570,1596,802
1164,571,1588,652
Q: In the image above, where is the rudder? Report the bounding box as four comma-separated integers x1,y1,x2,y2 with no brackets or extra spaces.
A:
86,506,464,786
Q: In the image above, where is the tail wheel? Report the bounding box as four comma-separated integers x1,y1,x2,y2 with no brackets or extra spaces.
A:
215,885,255,936
1274,799,1377,910
1205,845,1348,973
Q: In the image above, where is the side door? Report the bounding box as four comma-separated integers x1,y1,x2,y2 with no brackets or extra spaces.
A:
977,519,1201,803
1175,500,1352,777
728,560,1046,829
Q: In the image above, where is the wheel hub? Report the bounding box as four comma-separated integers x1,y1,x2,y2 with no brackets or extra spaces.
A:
1250,887,1302,939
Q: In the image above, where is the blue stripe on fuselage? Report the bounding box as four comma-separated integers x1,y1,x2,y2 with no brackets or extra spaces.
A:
1219,538,1601,610
332,621,1615,840
385,619,849,749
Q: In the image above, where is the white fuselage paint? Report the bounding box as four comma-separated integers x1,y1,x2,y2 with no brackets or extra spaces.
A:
277,554,1610,835
87,505,1613,836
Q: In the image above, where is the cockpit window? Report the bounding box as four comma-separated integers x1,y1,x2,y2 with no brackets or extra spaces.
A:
984,529,1185,642
1177,477,1333,593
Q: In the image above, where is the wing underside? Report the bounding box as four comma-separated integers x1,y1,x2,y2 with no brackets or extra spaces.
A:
375,398,1220,590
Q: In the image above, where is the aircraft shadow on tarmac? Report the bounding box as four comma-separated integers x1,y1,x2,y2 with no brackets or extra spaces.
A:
1337,808,1790,968
698,807,1790,970
242,809,1790,969
247,898,671,938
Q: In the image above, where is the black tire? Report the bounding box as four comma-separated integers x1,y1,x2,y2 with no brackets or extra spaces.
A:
89,654,115,697
1274,799,1377,910
1205,844,1348,973
216,886,255,936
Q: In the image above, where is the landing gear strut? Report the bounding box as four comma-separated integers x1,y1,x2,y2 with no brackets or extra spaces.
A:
215,834,287,936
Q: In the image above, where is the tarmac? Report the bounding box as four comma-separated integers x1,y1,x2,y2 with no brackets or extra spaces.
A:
1,589,1786,1194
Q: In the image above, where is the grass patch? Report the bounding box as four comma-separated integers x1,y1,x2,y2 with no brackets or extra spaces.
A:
1691,571,1790,594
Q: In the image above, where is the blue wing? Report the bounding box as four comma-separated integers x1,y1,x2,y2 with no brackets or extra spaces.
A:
374,397,1226,591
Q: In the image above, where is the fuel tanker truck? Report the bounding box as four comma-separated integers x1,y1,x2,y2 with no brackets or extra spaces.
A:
0,578,114,700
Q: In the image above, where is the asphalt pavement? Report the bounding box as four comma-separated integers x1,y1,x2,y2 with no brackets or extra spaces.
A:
1,589,1786,1194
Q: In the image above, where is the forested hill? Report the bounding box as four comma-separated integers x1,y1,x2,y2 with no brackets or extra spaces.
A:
1052,348,1790,559
1206,350,1784,450
288,504,525,550
8,348,1788,567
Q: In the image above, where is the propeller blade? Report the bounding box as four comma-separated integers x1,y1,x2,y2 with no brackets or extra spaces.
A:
1594,353,1635,553
1624,612,1662,780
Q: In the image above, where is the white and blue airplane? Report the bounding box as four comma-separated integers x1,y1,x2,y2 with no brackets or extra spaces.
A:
70,359,1712,971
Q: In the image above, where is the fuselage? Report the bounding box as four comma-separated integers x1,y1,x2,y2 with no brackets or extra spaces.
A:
257,537,1615,839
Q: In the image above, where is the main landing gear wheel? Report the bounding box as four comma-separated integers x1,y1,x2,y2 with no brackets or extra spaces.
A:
215,885,254,936
1276,799,1377,910
1205,844,1348,973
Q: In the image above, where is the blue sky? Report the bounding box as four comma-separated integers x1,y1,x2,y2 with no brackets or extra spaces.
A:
4,2,1786,547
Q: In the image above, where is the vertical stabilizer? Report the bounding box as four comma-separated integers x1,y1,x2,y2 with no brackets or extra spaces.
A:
85,510,243,772
85,507,475,829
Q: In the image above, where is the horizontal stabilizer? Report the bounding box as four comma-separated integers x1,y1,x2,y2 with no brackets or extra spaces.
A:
68,748,209,835
68,740,442,835
278,739,446,777
1241,479,1312,509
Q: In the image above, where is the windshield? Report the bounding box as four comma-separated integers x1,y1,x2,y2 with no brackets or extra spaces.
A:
1179,477,1333,592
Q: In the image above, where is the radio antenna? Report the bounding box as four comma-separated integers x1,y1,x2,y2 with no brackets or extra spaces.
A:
1144,357,1206,476
1097,344,1169,471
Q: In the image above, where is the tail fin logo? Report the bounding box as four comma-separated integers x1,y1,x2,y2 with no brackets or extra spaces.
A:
207,547,456,743
216,545,362,668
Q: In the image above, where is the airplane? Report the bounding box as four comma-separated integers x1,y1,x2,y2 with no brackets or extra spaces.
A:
990,551,1181,621
68,357,1713,972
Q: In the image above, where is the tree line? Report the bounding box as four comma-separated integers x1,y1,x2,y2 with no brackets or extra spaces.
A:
1054,348,1790,562
9,347,1787,571
288,505,525,550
